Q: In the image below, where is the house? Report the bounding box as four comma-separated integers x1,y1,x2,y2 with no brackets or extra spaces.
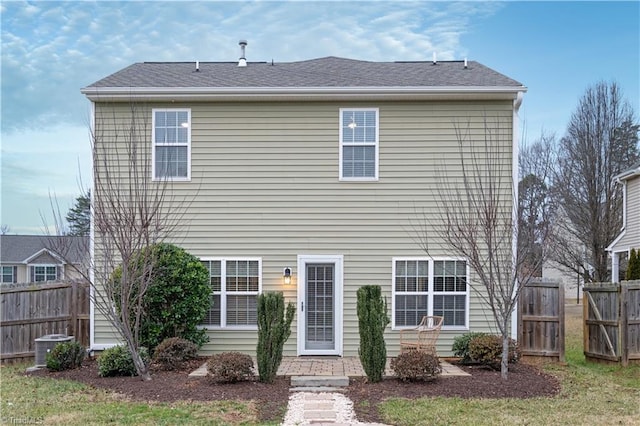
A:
81,47,526,356
0,235,88,284
607,161,640,282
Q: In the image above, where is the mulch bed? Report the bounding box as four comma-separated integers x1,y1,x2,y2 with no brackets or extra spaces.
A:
26,358,561,424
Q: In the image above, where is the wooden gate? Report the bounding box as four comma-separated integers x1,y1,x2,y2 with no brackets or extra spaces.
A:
518,279,565,362
583,281,640,366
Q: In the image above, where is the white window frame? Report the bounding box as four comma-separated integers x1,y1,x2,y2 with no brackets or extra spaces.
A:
1,266,16,283
30,264,59,282
152,108,191,181
339,108,379,181
392,257,469,331
199,257,262,330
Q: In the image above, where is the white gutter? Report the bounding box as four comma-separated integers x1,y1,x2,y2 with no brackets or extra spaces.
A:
81,85,527,102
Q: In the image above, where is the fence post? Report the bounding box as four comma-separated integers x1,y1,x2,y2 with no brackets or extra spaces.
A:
70,280,78,339
620,284,628,367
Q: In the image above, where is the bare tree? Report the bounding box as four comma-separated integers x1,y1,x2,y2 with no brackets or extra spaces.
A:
47,101,191,380
518,132,557,277
552,81,639,282
0,225,10,235
412,116,546,379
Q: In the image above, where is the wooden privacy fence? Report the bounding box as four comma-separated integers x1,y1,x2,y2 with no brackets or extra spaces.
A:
518,279,565,362
1,280,90,363
583,281,640,366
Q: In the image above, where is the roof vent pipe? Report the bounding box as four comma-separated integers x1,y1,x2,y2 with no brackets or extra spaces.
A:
432,52,437,65
238,40,247,67
464,58,467,69
196,61,200,72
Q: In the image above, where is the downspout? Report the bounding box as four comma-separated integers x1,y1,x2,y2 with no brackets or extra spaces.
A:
511,91,524,340
89,100,96,351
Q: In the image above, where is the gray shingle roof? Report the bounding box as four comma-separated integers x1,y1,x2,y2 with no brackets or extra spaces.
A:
84,56,523,89
0,235,88,264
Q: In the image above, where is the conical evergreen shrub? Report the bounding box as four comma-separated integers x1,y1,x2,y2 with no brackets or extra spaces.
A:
256,292,295,383
357,285,390,383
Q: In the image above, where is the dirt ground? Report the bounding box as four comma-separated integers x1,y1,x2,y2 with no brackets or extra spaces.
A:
27,356,560,424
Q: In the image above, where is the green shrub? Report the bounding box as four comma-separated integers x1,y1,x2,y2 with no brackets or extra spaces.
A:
152,337,199,371
357,285,390,383
468,334,520,370
391,351,442,382
111,243,211,352
256,292,295,383
98,345,150,377
626,248,640,280
45,341,86,371
452,332,489,364
207,352,254,383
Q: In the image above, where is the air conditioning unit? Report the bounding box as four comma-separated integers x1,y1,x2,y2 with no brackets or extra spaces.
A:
34,334,74,367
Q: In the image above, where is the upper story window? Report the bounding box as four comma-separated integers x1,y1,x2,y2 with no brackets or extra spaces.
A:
152,109,191,181
1,266,16,283
339,108,379,181
30,265,58,282
392,258,468,330
200,258,261,329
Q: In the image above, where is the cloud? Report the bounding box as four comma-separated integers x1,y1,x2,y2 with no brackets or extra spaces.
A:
1,1,504,133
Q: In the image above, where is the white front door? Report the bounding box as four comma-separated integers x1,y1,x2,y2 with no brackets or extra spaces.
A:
297,255,343,356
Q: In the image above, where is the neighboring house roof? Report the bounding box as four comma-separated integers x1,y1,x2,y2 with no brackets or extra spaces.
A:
81,56,526,101
0,235,87,264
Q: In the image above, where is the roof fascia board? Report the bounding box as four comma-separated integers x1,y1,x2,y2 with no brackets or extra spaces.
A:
613,166,640,182
81,86,527,102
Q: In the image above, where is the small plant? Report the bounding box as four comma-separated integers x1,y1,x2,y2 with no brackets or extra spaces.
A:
452,332,489,364
98,345,150,377
391,350,442,382
468,334,520,370
256,292,295,383
45,341,86,371
207,352,254,383
357,285,390,383
152,337,199,371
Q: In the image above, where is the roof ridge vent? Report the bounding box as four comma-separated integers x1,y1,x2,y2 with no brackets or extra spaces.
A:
238,40,247,67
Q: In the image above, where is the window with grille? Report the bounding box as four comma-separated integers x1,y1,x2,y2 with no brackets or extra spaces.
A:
1,266,16,283
339,108,379,180
152,109,190,180
393,258,468,329
200,258,261,328
31,265,58,282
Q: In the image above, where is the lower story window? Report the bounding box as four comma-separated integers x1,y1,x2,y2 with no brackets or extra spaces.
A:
31,265,58,282
200,258,261,328
393,258,468,329
1,266,16,283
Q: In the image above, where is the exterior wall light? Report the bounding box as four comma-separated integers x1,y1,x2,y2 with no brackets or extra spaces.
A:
283,267,292,285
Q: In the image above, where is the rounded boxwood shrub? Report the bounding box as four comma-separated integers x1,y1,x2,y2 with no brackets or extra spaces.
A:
391,351,442,382
46,341,86,371
452,332,489,364
112,243,211,353
98,345,150,377
152,337,199,371
207,352,254,383
468,334,520,370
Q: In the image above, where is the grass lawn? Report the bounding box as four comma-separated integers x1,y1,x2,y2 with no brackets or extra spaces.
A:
0,366,270,425
377,303,640,425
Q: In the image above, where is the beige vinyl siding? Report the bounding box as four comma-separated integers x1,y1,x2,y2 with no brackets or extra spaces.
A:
92,99,514,356
613,176,640,251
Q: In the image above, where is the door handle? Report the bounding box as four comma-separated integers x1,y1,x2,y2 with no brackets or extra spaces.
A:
301,301,304,312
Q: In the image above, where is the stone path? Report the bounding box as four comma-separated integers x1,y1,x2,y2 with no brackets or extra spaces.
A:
189,357,469,425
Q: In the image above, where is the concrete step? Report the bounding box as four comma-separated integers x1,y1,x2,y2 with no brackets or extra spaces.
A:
290,375,350,388
289,386,346,393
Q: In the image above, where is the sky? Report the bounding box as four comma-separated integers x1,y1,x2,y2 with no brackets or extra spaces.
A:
1,1,639,234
